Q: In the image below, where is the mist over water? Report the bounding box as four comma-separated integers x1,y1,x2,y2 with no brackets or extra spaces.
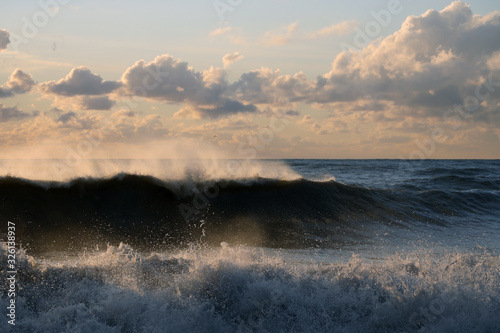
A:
0,158,302,183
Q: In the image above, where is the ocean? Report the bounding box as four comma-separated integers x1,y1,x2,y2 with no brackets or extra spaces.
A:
1,159,499,332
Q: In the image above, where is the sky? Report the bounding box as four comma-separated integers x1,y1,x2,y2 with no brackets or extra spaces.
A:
0,0,499,159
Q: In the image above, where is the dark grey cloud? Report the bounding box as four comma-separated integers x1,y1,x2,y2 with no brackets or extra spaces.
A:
198,99,257,118
40,67,121,96
56,111,77,123
228,71,274,104
409,85,464,108
0,29,9,51
81,96,116,110
284,110,300,116
378,136,412,144
0,104,31,122
0,87,13,98
175,99,257,118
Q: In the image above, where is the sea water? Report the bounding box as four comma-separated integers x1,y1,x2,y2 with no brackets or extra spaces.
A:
1,159,499,332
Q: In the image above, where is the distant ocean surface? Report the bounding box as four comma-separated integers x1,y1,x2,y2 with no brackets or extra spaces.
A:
1,159,499,332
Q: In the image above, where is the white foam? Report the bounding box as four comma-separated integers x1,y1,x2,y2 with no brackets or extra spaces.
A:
1,242,499,332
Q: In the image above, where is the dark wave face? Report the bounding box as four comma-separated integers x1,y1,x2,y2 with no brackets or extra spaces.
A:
1,159,499,253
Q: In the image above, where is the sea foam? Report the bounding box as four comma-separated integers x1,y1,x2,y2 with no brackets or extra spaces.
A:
1,242,498,332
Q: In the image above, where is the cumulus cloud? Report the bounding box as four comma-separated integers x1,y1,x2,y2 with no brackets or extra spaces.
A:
39,67,121,96
2,2,500,158
223,52,244,68
6,69,35,94
228,68,314,105
122,55,206,103
314,1,500,117
7,1,500,128
0,69,35,98
0,104,31,122
122,54,257,118
0,29,9,51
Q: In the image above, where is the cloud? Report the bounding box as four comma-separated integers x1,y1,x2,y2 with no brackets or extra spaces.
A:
312,1,500,121
9,1,499,128
0,69,35,98
112,109,136,118
308,21,359,38
0,29,9,51
81,96,116,110
210,26,234,37
56,111,77,124
210,26,246,44
297,114,349,135
0,104,31,122
377,135,412,144
262,22,299,45
122,54,257,118
181,114,258,134
6,69,35,94
0,110,169,148
103,114,169,143
223,52,244,68
228,68,314,105
0,87,13,98
174,99,257,119
121,55,205,103
211,21,357,47
39,67,121,96
46,95,117,111
177,114,260,143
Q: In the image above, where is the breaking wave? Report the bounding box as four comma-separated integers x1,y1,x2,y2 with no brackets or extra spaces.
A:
1,172,498,253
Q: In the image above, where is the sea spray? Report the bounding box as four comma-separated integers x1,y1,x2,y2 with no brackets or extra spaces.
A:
1,243,499,332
